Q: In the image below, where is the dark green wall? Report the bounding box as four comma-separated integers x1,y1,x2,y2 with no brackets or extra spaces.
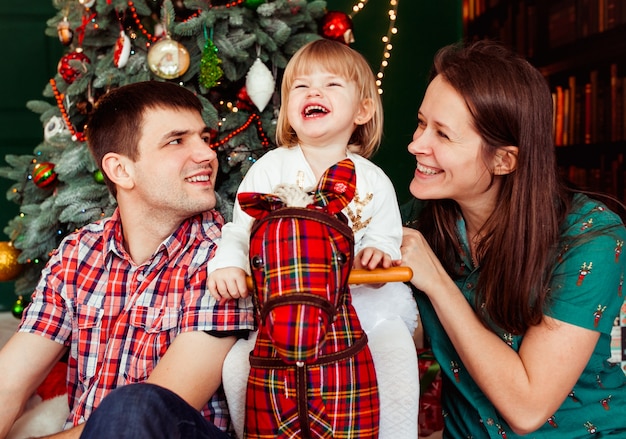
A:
0,1,461,309
0,2,62,310
327,0,462,204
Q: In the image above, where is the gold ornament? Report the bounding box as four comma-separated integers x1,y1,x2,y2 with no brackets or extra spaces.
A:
147,37,190,79
0,242,22,282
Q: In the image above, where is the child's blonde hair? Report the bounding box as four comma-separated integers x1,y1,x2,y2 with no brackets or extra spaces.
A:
276,39,383,159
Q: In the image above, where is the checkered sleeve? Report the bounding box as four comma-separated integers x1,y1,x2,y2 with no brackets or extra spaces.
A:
180,214,255,334
19,242,73,344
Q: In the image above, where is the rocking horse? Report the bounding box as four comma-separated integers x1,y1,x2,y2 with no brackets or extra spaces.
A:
223,159,420,439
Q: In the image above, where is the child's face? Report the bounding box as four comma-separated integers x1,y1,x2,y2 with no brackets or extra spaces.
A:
286,68,369,148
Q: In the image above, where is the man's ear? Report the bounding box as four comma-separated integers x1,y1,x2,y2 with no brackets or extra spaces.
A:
354,98,375,126
101,152,134,190
493,146,518,175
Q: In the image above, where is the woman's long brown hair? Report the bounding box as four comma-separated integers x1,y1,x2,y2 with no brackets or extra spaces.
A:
417,40,571,334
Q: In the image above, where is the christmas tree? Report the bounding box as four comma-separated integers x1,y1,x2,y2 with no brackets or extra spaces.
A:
0,0,335,300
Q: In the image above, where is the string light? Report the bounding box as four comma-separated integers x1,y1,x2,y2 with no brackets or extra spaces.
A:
349,0,399,95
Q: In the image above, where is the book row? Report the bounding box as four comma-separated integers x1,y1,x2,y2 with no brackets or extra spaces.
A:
552,64,626,147
464,0,626,59
548,0,626,49
559,159,625,207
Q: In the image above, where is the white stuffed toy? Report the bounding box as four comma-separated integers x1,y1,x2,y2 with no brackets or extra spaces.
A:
7,395,69,439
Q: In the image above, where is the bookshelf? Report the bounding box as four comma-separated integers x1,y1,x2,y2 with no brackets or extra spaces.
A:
463,0,626,202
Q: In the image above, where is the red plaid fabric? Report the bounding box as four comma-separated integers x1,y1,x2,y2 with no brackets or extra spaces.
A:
417,348,444,436
240,159,380,439
19,209,254,430
252,209,353,363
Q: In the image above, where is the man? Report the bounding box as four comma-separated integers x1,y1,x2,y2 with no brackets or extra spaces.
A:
0,81,254,438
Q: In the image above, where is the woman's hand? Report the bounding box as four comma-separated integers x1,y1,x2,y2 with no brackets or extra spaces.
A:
400,227,600,434
399,227,450,298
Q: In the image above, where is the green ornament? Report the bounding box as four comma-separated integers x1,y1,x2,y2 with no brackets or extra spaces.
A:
244,0,266,9
199,39,223,89
12,296,25,319
93,169,105,184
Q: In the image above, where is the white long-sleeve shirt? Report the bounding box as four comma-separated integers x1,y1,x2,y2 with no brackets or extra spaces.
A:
208,145,403,274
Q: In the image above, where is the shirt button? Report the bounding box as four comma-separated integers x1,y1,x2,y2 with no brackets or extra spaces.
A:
466,282,474,289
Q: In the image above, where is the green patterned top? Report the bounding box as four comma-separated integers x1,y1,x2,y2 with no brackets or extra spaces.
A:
415,194,626,438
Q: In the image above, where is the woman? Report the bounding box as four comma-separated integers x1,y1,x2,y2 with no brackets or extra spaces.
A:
401,40,626,437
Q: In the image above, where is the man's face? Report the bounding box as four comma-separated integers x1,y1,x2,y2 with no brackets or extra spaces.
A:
129,107,218,221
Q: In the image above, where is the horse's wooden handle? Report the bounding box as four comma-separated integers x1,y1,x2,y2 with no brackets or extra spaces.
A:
348,266,413,284
245,266,413,291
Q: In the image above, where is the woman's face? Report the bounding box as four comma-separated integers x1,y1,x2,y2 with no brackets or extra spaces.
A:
407,75,499,209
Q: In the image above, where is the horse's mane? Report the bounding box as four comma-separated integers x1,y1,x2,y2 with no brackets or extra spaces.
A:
270,183,314,207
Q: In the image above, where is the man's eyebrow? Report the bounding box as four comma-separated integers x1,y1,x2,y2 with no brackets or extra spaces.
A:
160,129,190,142
159,125,211,142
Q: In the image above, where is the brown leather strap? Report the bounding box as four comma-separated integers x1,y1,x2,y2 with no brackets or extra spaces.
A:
259,292,337,324
250,333,368,436
296,364,311,438
249,332,368,369
251,207,354,246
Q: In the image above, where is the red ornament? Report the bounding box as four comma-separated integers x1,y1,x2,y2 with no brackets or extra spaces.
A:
320,11,354,44
236,86,255,111
209,128,219,143
57,51,91,84
113,31,131,68
288,0,301,15
32,162,58,189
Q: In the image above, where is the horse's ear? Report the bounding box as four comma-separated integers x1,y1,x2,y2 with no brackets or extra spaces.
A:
238,192,286,219
311,158,356,215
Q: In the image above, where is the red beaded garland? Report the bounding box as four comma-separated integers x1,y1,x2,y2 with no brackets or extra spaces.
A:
126,1,210,45
128,1,159,44
209,113,269,149
50,79,86,142
227,0,247,7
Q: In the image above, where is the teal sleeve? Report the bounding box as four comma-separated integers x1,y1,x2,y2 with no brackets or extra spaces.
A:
548,207,626,334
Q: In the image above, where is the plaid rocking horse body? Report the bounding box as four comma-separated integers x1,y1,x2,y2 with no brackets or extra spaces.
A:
239,159,380,439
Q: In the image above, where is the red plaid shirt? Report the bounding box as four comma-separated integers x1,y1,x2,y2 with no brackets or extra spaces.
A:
19,209,254,431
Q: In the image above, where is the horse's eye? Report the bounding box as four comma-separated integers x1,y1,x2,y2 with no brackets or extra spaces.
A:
336,253,347,265
251,255,263,269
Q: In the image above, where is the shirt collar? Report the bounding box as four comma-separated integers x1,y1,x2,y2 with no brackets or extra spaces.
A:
102,209,126,268
102,209,221,269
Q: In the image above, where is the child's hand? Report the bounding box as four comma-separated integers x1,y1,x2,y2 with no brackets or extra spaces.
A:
208,267,249,302
354,247,394,270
